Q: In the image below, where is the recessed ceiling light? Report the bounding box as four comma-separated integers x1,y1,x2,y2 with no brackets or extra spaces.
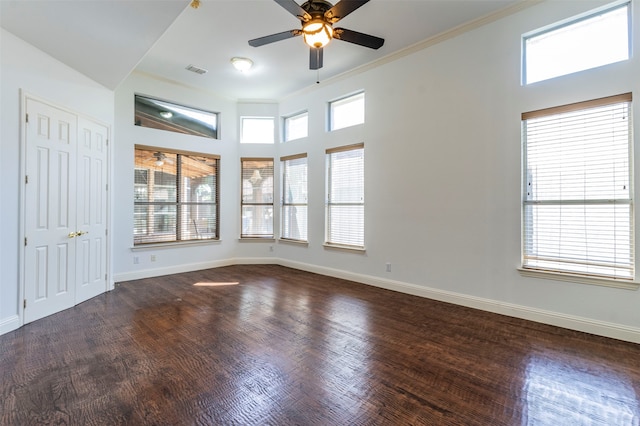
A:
231,57,253,72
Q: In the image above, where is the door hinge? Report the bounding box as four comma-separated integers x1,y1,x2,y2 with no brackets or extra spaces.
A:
25,113,29,123
23,299,27,309
105,229,108,236
25,175,29,184
105,274,108,281
106,183,108,191
24,237,27,246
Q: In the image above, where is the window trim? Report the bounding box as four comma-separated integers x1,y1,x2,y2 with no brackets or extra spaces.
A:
134,145,220,246
521,93,634,284
280,153,308,243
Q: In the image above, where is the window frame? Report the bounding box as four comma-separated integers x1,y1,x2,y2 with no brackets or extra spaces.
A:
325,143,365,250
283,111,309,142
522,1,631,85
240,116,275,144
134,145,220,246
520,93,635,286
329,92,365,131
241,157,275,239
134,94,220,139
281,153,308,242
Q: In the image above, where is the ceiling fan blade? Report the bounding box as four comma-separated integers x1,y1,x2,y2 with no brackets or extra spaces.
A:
310,47,323,70
325,0,370,23
249,30,300,47
333,28,384,49
274,0,311,21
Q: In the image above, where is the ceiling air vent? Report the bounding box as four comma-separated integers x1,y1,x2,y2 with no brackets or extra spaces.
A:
185,64,208,75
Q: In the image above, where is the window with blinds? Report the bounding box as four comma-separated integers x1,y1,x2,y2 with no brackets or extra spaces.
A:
326,144,364,248
241,158,274,238
281,154,308,242
522,93,633,279
134,146,219,245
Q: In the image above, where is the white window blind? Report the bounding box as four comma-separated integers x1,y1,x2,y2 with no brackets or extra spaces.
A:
134,146,219,245
281,154,308,241
522,93,633,279
326,144,364,248
241,158,274,238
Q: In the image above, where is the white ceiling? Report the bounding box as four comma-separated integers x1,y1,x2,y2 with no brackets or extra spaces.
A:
1,0,523,101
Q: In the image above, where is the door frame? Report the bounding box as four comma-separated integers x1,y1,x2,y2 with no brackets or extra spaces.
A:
18,91,112,325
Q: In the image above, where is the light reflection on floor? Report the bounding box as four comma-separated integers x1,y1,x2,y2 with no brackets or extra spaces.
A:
523,354,639,425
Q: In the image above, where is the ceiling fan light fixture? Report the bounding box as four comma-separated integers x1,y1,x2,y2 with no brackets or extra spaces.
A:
159,111,173,119
231,57,253,72
303,19,333,48
154,160,164,167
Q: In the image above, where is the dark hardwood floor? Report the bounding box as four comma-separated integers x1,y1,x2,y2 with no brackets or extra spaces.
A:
2,264,640,425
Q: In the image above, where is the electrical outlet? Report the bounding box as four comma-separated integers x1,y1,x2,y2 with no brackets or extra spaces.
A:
386,262,391,272
151,254,157,262
269,245,274,252
133,256,139,264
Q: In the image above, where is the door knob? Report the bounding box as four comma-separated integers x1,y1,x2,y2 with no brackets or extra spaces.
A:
68,232,78,238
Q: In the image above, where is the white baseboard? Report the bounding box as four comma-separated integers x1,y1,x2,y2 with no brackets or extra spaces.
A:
112,258,236,283
279,258,640,344
0,315,21,335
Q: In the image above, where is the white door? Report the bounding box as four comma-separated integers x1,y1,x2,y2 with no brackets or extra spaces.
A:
75,117,109,304
23,98,109,323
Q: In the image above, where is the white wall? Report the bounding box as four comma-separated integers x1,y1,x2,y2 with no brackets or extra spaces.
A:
112,73,240,282
269,0,640,342
0,29,114,334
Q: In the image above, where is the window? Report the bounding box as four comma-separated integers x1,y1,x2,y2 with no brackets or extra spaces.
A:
134,146,219,245
523,2,630,84
241,158,274,238
281,154,308,241
134,95,219,139
329,92,364,131
241,117,274,144
326,144,364,248
283,111,308,141
522,93,633,279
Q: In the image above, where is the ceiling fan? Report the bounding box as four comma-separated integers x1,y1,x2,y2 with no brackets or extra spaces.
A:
151,152,174,167
248,0,384,70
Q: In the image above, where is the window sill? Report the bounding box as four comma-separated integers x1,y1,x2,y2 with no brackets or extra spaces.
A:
132,239,221,250
518,268,639,291
278,238,309,247
323,243,366,253
238,237,276,242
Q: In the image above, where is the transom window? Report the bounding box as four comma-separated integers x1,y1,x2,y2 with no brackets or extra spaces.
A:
523,1,630,85
241,117,275,144
281,154,308,242
283,111,308,142
329,92,365,131
134,146,219,245
241,158,274,238
326,144,364,248
522,93,633,279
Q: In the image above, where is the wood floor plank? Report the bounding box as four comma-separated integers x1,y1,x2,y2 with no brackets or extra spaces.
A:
1,264,640,425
